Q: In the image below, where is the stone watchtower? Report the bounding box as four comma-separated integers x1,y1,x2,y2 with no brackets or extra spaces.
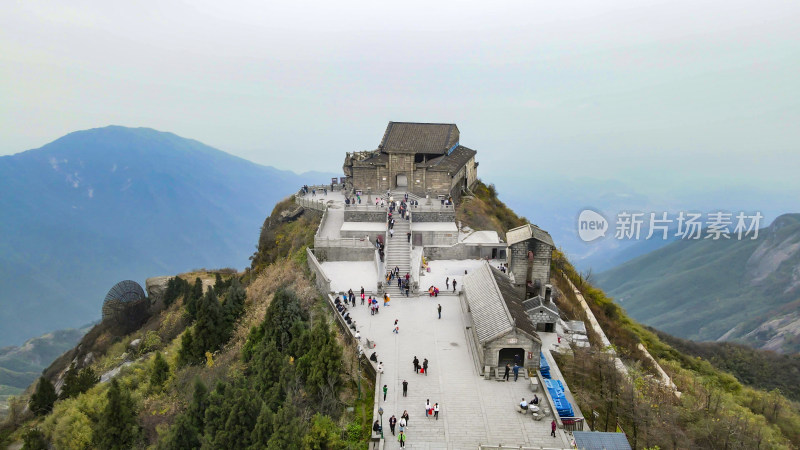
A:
505,224,555,299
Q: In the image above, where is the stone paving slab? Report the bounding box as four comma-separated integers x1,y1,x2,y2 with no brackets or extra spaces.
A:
351,293,571,449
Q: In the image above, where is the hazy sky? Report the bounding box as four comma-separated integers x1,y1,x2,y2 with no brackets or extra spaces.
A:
2,0,799,195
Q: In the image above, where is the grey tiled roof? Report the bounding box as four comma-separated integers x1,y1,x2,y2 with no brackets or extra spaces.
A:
506,224,555,247
522,295,559,317
417,146,477,173
379,122,460,155
463,262,539,343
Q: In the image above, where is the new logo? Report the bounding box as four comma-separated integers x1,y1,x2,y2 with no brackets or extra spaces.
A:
578,210,608,242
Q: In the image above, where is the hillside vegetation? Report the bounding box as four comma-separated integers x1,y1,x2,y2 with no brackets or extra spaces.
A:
0,197,372,449
4,184,800,449
459,183,800,448
653,330,800,402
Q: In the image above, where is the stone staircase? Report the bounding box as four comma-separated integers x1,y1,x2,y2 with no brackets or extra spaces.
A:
384,214,411,297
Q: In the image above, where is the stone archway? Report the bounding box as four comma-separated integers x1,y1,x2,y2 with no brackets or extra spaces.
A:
396,174,408,188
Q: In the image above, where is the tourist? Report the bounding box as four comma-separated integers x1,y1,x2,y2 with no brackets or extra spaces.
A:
503,363,510,381
402,379,408,397
407,232,411,242
383,384,388,401
425,399,431,418
520,398,528,410
551,419,557,437
377,362,384,373
390,228,394,238
361,286,365,303
372,420,381,435
438,303,442,319
413,356,419,373
446,277,450,289
513,363,520,382
532,395,539,405
452,279,457,292
434,403,440,420
355,330,361,341
398,431,406,447
404,283,409,297
401,410,410,428
389,415,397,435
422,358,429,376
393,319,399,334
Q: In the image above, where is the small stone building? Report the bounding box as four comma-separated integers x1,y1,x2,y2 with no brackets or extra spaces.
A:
343,122,479,201
462,261,542,372
522,285,560,333
506,224,555,299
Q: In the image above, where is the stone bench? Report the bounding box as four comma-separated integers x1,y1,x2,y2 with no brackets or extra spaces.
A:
530,376,539,392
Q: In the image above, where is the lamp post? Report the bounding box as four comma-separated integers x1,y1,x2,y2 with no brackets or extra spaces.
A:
378,407,384,440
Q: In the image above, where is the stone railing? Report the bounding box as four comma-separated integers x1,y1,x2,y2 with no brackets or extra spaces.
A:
306,248,331,294
374,249,385,293
314,236,374,248
295,196,329,212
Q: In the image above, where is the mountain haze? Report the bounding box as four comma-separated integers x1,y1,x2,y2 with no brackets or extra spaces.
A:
0,126,325,346
596,213,800,353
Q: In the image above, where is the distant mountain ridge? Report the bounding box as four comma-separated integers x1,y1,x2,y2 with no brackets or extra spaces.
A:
0,126,329,346
596,213,800,353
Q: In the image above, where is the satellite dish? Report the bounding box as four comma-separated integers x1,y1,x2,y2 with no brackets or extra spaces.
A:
102,280,146,321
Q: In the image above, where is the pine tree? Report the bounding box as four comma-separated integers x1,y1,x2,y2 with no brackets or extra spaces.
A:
75,366,100,394
59,363,80,400
150,352,170,388
249,402,274,449
200,382,229,443
193,289,224,357
62,364,100,400
222,277,246,336
298,320,342,405
94,379,140,449
158,413,199,450
186,277,203,319
266,402,303,450
30,377,57,416
158,378,207,450
188,378,208,431
177,329,196,366
22,427,48,450
211,386,260,449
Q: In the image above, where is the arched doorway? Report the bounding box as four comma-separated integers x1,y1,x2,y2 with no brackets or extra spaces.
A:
498,347,525,367
396,174,408,188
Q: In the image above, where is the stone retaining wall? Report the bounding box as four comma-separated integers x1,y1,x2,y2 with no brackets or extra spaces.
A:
411,210,455,222
344,210,387,222
314,246,375,262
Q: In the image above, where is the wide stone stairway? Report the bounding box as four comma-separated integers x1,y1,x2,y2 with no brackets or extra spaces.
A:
384,213,411,297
